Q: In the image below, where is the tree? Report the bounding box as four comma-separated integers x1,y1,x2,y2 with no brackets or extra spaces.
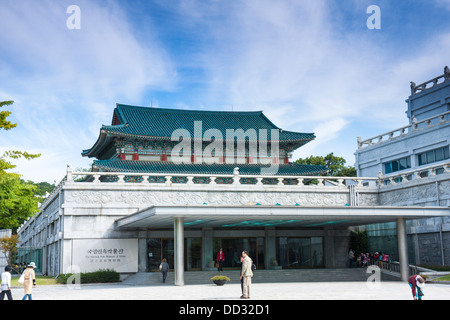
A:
0,101,17,131
0,234,20,271
350,230,369,255
25,180,55,203
0,100,41,230
295,152,356,177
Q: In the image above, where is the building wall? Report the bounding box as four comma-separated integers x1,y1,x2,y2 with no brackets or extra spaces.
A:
372,165,450,265
18,176,380,275
355,72,450,267
356,121,450,178
0,229,12,271
406,80,450,122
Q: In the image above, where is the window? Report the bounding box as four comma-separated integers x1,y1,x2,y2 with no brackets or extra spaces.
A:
417,146,449,166
384,156,411,174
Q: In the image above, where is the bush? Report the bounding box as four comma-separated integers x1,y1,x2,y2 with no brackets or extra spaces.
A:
57,269,120,284
210,275,230,281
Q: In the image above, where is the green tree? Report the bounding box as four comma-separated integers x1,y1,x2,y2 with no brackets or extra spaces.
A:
350,230,369,254
0,100,41,230
25,180,55,203
0,234,20,272
295,152,356,177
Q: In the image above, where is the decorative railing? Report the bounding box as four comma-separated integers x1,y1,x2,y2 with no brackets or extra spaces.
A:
66,166,379,188
358,111,450,149
379,161,450,186
36,160,450,212
369,260,421,277
410,67,450,95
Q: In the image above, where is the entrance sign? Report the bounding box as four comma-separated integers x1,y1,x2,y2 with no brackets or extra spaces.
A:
72,239,138,273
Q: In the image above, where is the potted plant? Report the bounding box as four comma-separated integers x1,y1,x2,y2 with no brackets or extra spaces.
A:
210,275,230,286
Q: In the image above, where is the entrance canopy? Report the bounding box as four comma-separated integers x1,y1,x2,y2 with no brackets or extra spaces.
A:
115,205,449,229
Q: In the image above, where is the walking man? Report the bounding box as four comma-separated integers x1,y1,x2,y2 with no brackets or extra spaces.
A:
240,251,253,299
0,266,13,300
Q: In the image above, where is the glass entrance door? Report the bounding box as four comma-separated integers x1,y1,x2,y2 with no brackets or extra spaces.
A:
147,238,202,271
277,237,324,268
147,239,174,271
213,237,264,269
147,239,162,271
186,238,202,270
287,238,311,268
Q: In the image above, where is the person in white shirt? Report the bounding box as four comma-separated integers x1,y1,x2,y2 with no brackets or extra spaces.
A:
0,266,13,300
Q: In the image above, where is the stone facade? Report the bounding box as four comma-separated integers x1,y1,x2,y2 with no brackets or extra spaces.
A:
355,67,450,266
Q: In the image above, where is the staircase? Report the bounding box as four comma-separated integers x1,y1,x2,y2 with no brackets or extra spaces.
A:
121,268,390,286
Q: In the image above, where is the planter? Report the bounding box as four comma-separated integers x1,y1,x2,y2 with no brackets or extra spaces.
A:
210,275,230,286
213,279,228,286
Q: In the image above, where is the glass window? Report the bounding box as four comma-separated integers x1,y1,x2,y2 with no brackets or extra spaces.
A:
186,238,202,270
276,237,324,269
383,156,411,174
384,163,392,174
418,153,426,166
417,146,450,166
311,237,324,267
426,151,435,163
213,237,264,269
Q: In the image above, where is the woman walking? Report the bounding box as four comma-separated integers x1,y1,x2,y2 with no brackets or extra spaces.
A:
22,262,36,300
159,258,170,283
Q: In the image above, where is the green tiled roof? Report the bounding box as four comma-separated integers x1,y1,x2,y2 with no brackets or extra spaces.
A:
106,104,314,141
83,104,316,158
93,159,328,176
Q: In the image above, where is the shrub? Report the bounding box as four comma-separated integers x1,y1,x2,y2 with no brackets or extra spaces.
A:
57,269,120,284
210,275,230,281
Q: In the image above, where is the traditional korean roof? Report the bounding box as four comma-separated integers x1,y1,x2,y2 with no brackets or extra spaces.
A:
92,159,328,176
82,104,315,158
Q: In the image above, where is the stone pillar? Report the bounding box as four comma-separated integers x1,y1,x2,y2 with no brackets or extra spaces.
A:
202,228,213,270
174,217,184,286
265,228,276,269
397,218,409,281
138,237,147,272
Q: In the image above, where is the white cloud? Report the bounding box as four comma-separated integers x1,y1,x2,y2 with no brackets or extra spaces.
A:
0,0,176,182
167,0,450,164
1,0,448,181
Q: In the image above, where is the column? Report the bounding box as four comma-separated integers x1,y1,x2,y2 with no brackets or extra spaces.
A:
174,217,185,286
397,218,409,281
138,237,147,272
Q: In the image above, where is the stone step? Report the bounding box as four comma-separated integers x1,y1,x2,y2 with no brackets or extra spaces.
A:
121,268,377,286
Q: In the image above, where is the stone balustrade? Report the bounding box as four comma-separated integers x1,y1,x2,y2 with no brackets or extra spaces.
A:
66,166,379,188
379,161,450,186
357,111,450,149
410,68,449,95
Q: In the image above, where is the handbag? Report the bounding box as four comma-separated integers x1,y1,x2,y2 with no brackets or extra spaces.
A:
18,273,25,284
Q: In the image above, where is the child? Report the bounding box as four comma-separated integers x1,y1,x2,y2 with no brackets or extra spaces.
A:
0,266,13,300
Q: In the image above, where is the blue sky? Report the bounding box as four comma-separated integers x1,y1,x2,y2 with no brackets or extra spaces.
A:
0,0,449,183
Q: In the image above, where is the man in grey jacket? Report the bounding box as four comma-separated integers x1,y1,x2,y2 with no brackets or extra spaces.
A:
240,251,253,299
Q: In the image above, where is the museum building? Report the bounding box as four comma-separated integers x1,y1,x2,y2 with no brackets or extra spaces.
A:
17,103,449,284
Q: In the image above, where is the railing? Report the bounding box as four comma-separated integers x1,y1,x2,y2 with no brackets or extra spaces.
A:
66,165,379,188
369,260,419,277
410,67,449,95
380,161,450,186
358,111,450,149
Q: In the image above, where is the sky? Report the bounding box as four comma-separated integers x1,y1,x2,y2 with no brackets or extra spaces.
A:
0,0,449,183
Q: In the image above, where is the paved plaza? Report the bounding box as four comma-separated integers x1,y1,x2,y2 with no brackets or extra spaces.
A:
6,281,450,300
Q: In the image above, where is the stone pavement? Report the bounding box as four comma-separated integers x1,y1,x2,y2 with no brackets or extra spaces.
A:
7,281,450,300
